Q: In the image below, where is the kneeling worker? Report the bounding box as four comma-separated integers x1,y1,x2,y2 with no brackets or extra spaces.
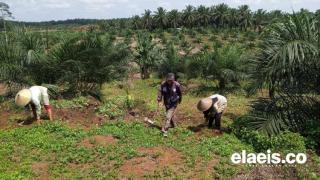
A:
15,86,53,124
197,94,227,133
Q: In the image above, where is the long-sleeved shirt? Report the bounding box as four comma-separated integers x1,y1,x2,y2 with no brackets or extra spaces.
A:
209,94,227,114
157,81,182,110
203,94,227,119
29,86,50,118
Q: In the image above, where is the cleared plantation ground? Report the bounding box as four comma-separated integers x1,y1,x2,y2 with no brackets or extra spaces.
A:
0,79,319,179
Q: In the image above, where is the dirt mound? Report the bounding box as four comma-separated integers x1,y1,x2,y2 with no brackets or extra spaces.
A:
55,107,104,129
120,147,184,178
0,111,10,129
55,97,105,129
120,157,158,177
190,46,201,54
189,158,220,178
80,135,118,148
32,162,49,178
0,83,6,95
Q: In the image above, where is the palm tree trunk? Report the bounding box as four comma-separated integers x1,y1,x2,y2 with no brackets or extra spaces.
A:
219,78,226,92
141,67,150,79
1,10,8,44
269,87,275,99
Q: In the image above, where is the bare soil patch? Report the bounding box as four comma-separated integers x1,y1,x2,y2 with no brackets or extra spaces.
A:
0,97,106,130
32,162,49,179
54,97,106,129
55,107,104,129
188,158,220,179
0,83,6,95
80,135,118,148
0,111,10,129
120,147,184,178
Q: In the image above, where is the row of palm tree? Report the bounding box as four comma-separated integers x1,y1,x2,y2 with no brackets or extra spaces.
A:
126,4,319,31
0,30,131,96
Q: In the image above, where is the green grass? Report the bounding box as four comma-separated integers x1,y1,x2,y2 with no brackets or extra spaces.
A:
1,78,319,179
51,96,89,109
0,121,253,179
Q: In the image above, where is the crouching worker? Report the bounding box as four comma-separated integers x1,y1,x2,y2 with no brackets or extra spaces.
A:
197,94,227,134
15,86,53,124
157,73,182,137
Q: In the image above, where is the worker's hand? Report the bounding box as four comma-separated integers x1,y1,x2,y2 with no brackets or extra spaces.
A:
156,101,161,115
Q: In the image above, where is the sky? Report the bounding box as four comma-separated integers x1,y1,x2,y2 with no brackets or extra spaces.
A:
1,0,320,22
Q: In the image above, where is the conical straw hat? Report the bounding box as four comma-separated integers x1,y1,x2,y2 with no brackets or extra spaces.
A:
197,98,213,112
15,89,31,107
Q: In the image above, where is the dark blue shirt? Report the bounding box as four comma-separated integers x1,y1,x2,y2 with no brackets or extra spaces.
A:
157,81,182,110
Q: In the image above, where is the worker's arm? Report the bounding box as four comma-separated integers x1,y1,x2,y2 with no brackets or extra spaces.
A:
34,102,42,120
42,88,53,121
156,85,163,114
176,83,182,103
157,84,163,103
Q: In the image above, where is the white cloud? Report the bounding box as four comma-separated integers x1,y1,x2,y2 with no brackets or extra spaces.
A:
44,1,71,9
2,0,320,21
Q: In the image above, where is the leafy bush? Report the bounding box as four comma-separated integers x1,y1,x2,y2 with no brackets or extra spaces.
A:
194,36,202,43
232,120,306,154
209,35,217,41
180,39,190,48
51,96,89,109
96,95,134,119
158,42,185,77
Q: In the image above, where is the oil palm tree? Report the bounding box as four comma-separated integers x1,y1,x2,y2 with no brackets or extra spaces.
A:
182,5,195,28
246,12,320,136
238,5,252,30
209,45,246,91
228,8,238,29
252,9,267,32
212,3,230,28
134,32,163,79
0,2,13,44
142,9,153,30
153,7,168,29
168,9,180,28
131,15,141,30
196,5,211,27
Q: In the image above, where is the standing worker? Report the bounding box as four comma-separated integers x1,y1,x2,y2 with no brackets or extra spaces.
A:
15,86,53,124
197,94,227,134
157,73,182,137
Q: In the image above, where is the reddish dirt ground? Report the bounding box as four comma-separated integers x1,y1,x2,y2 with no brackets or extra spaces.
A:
0,111,10,129
80,135,118,148
32,162,49,179
189,158,220,179
54,106,105,129
120,147,184,178
0,83,6,95
0,97,106,130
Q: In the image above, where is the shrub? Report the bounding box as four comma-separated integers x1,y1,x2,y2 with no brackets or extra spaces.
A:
203,44,210,51
232,119,306,154
180,39,190,48
194,36,202,43
52,96,89,109
209,35,217,41
96,95,134,119
178,33,185,41
188,29,197,38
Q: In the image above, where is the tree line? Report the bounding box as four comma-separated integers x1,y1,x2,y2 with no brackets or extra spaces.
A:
3,4,320,32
